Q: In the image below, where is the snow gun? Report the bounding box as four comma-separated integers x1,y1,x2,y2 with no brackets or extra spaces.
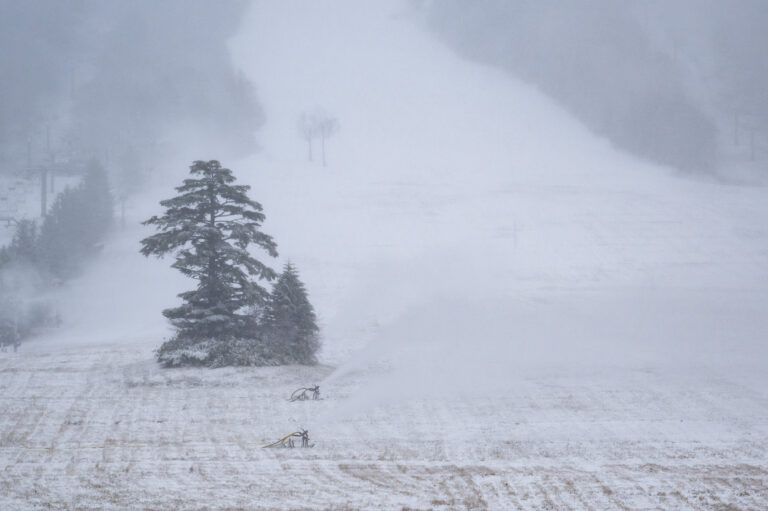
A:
262,429,312,448
289,385,320,401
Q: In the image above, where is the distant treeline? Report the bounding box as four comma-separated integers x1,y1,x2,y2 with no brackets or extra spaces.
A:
0,161,113,348
0,0,262,192
426,0,768,173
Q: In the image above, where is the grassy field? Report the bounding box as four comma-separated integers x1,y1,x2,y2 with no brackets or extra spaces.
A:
2,340,767,510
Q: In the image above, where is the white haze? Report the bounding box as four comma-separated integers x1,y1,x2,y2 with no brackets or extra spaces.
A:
236,0,768,419
18,0,768,415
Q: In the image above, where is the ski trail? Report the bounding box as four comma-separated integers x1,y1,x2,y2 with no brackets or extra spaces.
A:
231,1,768,376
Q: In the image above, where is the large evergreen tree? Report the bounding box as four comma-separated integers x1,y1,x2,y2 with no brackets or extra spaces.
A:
263,262,320,365
140,160,278,356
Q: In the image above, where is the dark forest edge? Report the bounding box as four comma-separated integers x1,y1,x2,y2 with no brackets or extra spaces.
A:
426,1,768,174
0,161,113,350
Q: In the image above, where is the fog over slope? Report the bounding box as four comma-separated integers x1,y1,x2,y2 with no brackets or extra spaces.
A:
3,3,768,509
0,0,259,180
227,0,767,399
427,0,768,177
17,0,768,393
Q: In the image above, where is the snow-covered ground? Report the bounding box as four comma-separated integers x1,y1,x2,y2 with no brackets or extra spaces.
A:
2,345,767,509
2,1,768,509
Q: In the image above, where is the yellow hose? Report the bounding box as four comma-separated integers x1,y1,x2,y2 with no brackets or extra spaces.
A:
261,431,302,448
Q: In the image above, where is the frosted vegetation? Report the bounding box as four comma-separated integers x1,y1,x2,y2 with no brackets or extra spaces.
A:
140,160,319,367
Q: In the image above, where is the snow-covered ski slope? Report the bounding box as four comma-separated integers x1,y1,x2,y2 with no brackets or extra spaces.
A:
2,1,768,509
230,1,768,369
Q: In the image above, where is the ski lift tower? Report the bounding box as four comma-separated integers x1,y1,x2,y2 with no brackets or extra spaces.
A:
24,164,50,218
0,193,18,227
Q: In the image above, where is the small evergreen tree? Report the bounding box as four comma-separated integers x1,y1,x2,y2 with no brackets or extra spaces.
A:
3,220,39,267
0,255,58,351
38,159,113,279
38,186,80,278
0,310,20,351
140,160,278,365
263,262,320,365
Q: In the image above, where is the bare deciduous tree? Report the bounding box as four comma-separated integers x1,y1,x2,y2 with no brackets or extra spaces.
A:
316,114,339,167
297,112,316,162
298,109,339,166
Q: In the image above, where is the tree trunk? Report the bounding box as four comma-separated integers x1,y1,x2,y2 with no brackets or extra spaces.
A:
321,132,326,167
40,168,47,217
207,185,218,303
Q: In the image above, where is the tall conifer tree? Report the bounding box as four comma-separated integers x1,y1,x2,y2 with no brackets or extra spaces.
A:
141,160,278,346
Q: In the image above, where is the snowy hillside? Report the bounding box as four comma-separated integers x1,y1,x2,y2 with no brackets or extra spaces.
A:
2,1,768,509
229,1,768,368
